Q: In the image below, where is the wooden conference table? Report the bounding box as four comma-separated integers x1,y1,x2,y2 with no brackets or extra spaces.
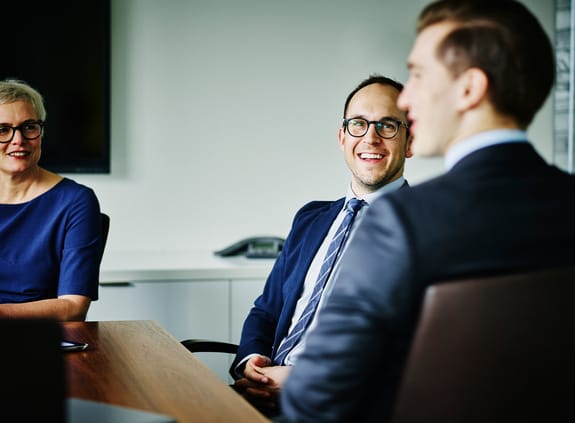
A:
62,320,269,423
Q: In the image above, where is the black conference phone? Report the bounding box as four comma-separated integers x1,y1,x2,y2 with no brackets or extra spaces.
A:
214,236,285,259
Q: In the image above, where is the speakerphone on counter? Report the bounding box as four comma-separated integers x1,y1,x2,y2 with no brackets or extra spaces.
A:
214,236,284,259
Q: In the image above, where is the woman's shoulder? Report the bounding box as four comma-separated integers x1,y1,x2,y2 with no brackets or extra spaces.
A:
54,176,94,192
47,177,99,205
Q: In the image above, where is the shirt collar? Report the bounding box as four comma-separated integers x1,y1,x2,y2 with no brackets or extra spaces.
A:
346,176,406,205
445,129,528,170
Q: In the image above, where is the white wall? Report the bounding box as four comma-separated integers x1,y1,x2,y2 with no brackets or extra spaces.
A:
70,0,555,263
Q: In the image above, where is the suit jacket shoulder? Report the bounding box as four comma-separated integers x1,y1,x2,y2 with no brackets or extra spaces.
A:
281,143,575,421
231,197,345,375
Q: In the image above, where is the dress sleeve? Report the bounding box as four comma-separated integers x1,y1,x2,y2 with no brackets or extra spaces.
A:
58,186,102,300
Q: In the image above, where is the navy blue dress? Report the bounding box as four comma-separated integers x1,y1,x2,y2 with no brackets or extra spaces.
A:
0,178,101,302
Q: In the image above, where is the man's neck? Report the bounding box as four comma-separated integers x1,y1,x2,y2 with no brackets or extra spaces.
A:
444,129,529,170
443,110,522,155
349,176,406,203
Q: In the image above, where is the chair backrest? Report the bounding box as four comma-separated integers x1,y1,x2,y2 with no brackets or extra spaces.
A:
100,213,110,261
391,266,575,423
181,338,238,354
0,319,66,421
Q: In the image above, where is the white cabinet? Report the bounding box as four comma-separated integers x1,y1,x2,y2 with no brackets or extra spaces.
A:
88,280,229,340
91,251,274,382
230,279,267,344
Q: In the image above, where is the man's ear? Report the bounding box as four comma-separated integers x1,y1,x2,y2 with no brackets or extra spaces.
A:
338,126,346,151
405,133,414,158
456,67,489,111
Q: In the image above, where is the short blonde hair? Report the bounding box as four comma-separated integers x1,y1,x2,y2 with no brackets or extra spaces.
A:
0,79,47,121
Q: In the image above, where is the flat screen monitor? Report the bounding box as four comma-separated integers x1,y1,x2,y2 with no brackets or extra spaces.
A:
3,1,111,174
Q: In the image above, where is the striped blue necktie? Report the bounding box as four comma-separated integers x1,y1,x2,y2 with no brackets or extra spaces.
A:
273,197,366,365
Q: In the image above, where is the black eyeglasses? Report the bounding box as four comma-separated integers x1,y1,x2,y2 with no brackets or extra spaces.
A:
0,121,44,143
342,117,409,139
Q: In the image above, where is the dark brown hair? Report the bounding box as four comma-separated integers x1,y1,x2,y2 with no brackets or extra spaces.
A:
343,74,404,118
418,0,554,128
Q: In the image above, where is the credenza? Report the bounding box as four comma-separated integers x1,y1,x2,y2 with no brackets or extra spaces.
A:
88,250,275,382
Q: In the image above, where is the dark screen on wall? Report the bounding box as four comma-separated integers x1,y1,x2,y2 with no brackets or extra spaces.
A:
3,1,111,173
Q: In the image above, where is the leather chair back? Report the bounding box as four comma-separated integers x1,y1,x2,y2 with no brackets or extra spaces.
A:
391,266,575,423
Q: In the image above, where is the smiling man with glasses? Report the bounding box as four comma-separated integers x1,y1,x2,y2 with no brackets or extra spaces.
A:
229,74,412,417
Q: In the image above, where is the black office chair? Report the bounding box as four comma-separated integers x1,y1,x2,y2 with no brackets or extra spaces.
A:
180,338,238,384
181,338,238,354
1,319,66,421
100,212,110,259
390,265,575,423
97,212,110,278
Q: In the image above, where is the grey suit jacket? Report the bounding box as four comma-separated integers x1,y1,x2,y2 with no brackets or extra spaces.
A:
280,142,575,422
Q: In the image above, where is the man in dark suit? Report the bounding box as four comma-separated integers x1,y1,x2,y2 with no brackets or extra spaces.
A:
280,1,575,422
231,74,413,413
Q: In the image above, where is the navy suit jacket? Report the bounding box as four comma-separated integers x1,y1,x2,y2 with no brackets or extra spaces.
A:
231,182,409,377
231,197,345,376
281,142,575,422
